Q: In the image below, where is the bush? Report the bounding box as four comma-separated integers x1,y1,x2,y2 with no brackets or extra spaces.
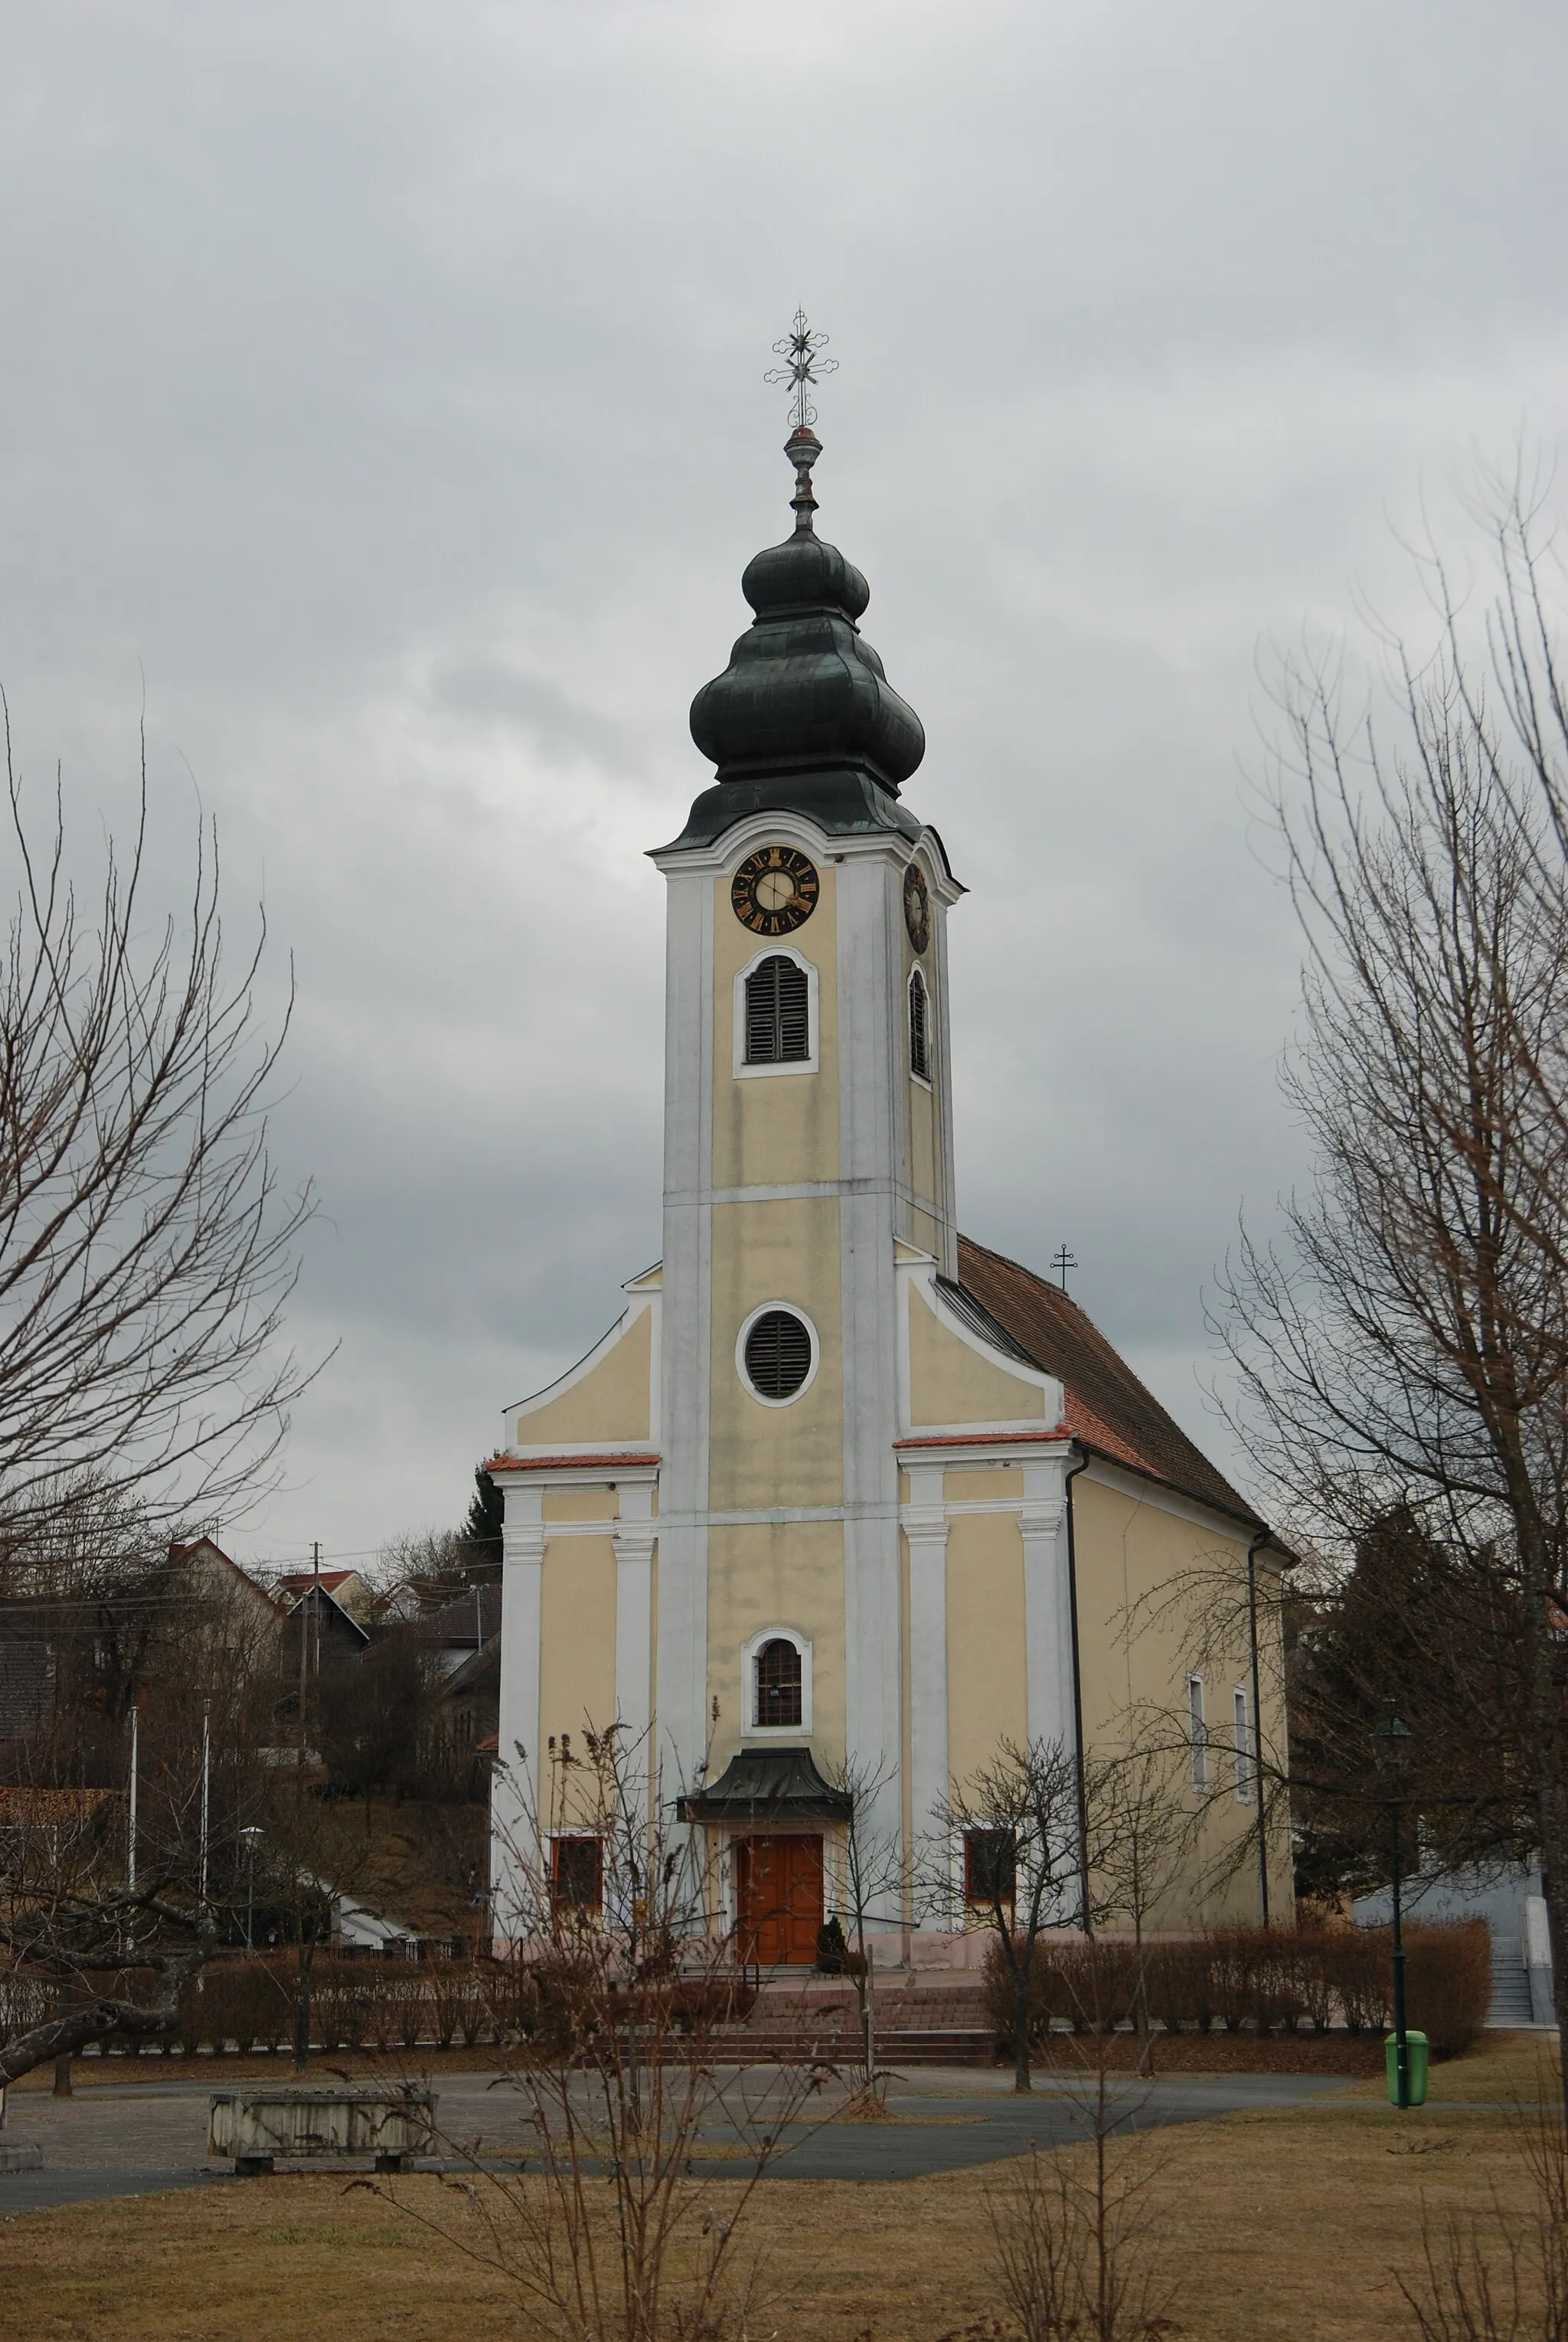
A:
1403,1920,1491,2059
978,1919,1491,2060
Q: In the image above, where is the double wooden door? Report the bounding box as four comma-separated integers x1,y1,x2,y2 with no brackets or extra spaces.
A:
733,1834,823,1966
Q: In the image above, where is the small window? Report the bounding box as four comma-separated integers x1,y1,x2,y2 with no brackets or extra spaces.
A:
743,1308,812,1400
1188,1676,1207,1792
754,1637,803,1730
744,955,809,1065
964,1828,1017,1907
909,966,930,1082
1233,1687,1254,1802
550,1835,603,1912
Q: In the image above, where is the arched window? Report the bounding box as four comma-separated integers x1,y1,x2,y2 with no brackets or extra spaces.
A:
754,1636,803,1730
745,955,809,1065
909,965,930,1081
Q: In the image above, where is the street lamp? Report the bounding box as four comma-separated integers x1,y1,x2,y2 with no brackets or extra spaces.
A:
1374,1698,1413,2108
239,1827,264,1954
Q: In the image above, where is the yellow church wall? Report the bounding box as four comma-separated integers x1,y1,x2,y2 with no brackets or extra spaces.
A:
514,1306,652,1447
710,865,839,1195
707,1194,843,1511
943,1465,1024,1504
541,1488,619,1522
704,1518,846,1770
537,1534,618,1821
906,1282,1047,1428
1071,1473,1291,1927
907,1073,939,1214
944,1510,1029,1789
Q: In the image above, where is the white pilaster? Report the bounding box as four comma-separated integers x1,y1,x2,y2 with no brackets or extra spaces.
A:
655,864,714,1807
1020,1454,1075,1754
837,851,905,1859
491,1481,545,1942
613,1482,656,1758
903,1462,950,1888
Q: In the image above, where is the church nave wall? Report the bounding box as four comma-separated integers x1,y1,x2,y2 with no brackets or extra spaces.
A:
537,1531,618,1795
942,1508,1029,1790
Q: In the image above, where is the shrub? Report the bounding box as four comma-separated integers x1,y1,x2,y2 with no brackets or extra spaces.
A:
1403,1920,1491,2059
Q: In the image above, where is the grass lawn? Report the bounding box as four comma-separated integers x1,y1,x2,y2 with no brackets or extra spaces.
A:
2,2036,1560,2340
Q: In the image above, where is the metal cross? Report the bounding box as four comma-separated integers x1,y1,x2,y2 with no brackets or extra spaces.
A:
1051,1246,1078,1293
765,309,838,430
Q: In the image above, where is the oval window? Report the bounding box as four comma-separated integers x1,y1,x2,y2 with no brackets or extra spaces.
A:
743,1308,813,1400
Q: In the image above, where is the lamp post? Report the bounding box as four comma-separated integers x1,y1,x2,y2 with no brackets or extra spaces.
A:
240,1826,264,1954
1374,1697,1412,2108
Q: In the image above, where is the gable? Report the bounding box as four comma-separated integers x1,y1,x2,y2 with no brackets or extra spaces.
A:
512,1302,653,1449
906,1276,1052,1429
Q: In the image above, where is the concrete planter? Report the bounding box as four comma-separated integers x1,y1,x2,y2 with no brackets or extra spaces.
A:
209,2085,437,2175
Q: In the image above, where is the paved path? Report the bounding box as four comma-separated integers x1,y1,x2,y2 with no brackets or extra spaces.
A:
0,2066,1355,2214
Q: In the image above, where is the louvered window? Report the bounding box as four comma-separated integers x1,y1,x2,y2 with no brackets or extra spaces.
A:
909,966,930,1080
743,1308,812,1398
744,955,809,1064
754,1637,803,1729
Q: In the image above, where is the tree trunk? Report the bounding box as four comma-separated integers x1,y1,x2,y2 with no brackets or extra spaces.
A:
1013,1948,1033,2095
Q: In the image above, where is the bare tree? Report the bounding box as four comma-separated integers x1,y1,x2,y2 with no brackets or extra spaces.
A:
1217,469,1568,2112
819,1752,904,2108
391,1721,828,2342
935,1736,1086,2095
1084,1737,1193,2077
0,708,315,1553
986,2091,1177,2342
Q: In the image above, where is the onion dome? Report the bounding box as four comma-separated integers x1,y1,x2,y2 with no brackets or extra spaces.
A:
663,428,926,851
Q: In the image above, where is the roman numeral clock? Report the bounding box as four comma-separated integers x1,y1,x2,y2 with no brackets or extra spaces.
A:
730,844,819,937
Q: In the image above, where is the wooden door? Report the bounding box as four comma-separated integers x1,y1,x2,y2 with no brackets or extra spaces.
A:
733,1835,823,1965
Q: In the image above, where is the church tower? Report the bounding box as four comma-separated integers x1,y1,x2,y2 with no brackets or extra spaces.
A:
648,409,965,1879
487,330,1292,1960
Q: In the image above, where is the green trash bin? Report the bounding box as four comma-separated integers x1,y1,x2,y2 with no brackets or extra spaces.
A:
1386,2030,1429,2107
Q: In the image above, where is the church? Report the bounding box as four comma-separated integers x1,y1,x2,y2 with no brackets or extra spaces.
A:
487,341,1290,1965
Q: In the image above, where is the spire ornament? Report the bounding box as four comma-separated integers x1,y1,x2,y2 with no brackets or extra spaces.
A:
765,308,838,430
765,311,837,536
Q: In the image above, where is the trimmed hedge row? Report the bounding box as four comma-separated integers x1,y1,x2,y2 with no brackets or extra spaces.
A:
982,1922,1492,2061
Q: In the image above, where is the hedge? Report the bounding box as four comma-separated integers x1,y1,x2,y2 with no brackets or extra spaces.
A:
982,1920,1492,2062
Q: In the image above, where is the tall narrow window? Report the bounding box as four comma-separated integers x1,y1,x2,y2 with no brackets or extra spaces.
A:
550,1835,603,1912
964,1828,1017,1909
744,955,809,1064
754,1636,803,1729
909,965,930,1081
1188,1674,1207,1791
1233,1687,1255,1802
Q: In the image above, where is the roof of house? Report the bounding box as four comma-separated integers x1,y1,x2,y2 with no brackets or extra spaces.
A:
954,1233,1261,1530
420,1584,502,1648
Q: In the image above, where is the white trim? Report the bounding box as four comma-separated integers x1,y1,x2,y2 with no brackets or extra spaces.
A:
895,1438,1073,1471
614,1483,656,1755
740,1625,814,1739
1233,1684,1255,1803
903,1462,949,1854
733,943,820,1080
649,808,965,902
1188,1674,1208,1792
735,1300,821,1409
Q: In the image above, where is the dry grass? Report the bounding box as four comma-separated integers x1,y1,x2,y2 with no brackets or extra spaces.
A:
0,2037,1560,2340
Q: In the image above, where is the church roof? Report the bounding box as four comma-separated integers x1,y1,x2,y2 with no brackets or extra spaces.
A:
955,1233,1263,1530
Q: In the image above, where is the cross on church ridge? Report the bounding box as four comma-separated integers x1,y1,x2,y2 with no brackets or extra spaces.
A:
765,308,838,431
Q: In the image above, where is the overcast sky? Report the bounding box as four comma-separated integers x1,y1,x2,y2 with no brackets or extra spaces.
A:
2,0,1565,1574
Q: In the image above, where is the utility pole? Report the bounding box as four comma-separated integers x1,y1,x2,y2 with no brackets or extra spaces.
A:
127,1700,139,1893
199,1700,211,1913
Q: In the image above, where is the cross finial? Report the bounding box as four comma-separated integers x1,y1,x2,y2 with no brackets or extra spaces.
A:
765,308,838,431
1051,1245,1078,1294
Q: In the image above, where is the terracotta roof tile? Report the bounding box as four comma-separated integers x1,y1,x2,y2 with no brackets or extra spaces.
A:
485,1452,660,1474
955,1233,1259,1526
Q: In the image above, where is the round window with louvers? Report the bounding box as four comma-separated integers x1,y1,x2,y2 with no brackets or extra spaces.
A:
740,1306,817,1404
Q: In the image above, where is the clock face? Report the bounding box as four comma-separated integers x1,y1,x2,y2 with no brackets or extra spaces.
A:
731,845,820,937
903,863,931,954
